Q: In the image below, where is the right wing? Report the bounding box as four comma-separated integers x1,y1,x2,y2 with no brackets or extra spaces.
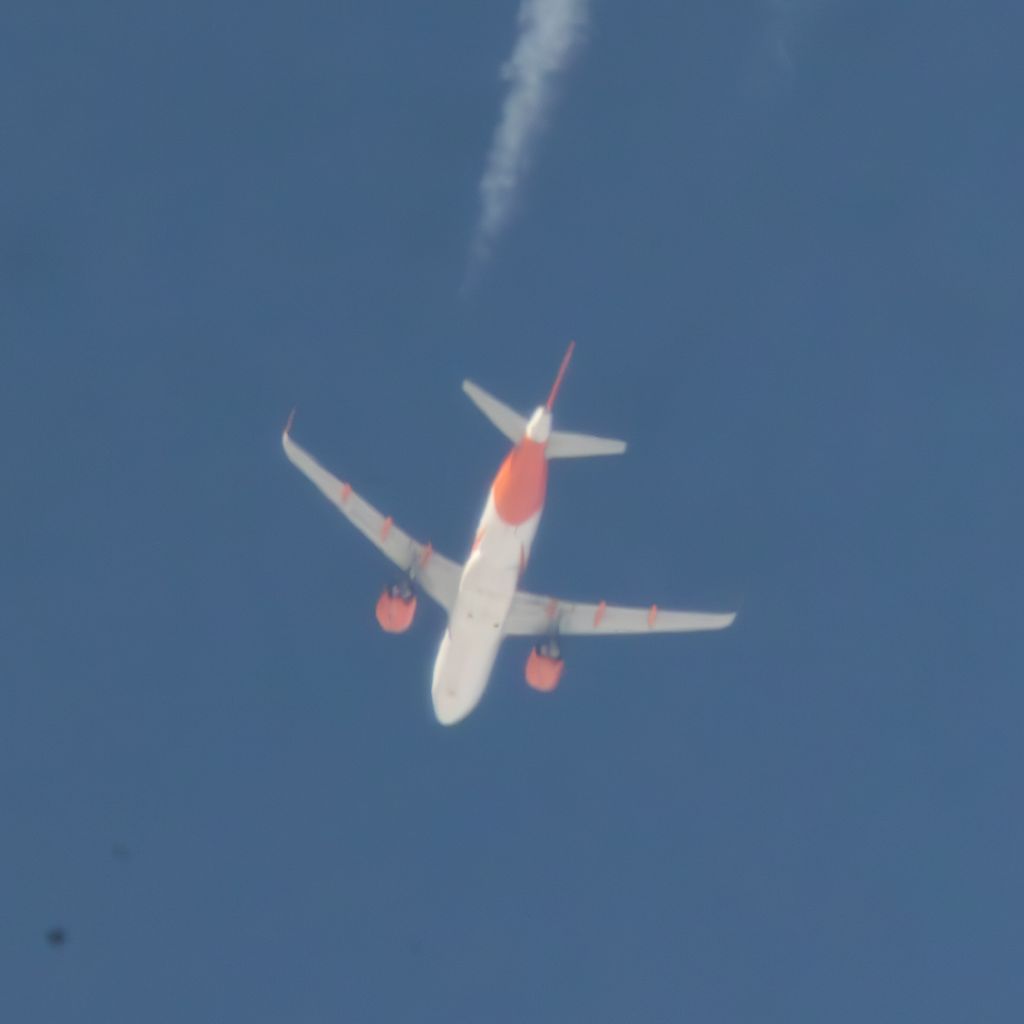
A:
504,590,736,637
282,422,462,613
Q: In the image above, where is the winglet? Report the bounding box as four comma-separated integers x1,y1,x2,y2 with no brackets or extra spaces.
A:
284,408,296,437
546,340,576,411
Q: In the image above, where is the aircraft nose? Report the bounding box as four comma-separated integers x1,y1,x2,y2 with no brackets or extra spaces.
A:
432,686,470,727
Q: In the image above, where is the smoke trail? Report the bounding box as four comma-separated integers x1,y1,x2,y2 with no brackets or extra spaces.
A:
468,0,590,276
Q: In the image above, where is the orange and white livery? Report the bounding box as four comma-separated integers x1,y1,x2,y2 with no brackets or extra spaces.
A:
283,343,735,725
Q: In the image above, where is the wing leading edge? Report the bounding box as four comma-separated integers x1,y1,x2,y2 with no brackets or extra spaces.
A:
282,424,462,613
504,590,736,637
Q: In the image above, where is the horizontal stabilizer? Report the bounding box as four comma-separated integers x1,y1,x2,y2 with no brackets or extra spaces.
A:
546,430,627,458
462,380,527,443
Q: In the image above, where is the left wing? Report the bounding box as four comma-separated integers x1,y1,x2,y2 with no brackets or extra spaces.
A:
504,589,736,637
282,423,462,613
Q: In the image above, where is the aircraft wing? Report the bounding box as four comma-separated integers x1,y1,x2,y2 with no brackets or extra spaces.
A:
282,424,462,613
504,589,736,636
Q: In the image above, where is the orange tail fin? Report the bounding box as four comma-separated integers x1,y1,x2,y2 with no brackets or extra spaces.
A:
546,340,576,411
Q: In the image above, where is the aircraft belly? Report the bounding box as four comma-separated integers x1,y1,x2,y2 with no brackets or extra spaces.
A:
431,621,501,726
431,501,543,725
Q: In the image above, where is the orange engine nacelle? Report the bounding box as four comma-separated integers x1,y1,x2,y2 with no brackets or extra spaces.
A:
375,586,417,633
525,645,564,692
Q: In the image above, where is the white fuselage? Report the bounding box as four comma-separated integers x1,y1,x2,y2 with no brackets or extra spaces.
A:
430,496,542,725
430,406,552,725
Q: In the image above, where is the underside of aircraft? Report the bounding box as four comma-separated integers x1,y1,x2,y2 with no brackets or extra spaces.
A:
283,342,735,723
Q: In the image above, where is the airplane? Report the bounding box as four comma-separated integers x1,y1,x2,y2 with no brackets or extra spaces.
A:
282,341,736,725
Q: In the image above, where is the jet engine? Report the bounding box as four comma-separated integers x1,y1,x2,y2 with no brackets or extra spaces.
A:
375,582,417,633
525,640,564,692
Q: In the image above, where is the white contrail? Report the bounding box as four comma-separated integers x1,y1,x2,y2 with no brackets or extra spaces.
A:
468,0,590,276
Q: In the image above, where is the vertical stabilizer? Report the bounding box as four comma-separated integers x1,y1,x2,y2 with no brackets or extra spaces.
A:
464,342,624,455
546,340,576,411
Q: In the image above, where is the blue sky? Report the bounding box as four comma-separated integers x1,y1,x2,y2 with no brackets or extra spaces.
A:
2,2,1022,1021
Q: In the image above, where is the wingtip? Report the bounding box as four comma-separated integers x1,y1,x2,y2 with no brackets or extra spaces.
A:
283,408,296,444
